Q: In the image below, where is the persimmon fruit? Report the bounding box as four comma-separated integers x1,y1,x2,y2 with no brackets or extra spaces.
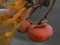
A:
17,19,31,33
27,24,53,42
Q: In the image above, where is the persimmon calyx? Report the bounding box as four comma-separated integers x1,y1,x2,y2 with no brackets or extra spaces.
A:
38,20,48,27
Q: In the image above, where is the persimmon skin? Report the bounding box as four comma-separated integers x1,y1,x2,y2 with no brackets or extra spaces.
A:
17,19,31,33
27,24,53,42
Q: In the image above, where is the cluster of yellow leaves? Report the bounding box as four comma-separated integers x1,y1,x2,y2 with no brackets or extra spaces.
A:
13,8,30,26
6,0,26,10
0,0,32,37
4,8,30,37
0,15,12,22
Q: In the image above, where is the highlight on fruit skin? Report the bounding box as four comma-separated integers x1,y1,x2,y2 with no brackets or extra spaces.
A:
17,19,31,33
27,24,53,42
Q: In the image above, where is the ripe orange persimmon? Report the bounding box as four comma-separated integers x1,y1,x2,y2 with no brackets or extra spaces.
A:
17,19,31,33
27,24,53,42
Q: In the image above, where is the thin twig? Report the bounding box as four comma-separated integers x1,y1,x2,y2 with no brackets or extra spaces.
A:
38,0,55,24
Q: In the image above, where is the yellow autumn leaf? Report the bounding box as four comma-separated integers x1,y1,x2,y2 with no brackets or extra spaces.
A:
6,0,26,10
13,8,30,26
5,31,14,37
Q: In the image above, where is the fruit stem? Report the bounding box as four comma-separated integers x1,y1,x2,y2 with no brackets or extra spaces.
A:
38,0,55,25
28,4,42,18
